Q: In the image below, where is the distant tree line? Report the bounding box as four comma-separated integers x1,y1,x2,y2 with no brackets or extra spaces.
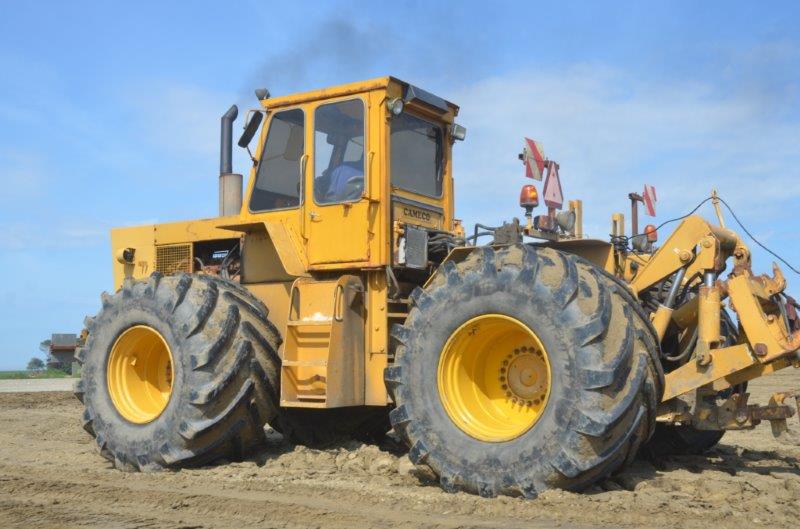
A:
25,339,51,372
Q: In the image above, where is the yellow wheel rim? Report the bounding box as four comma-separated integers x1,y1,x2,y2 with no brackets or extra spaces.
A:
437,314,551,442
107,325,174,424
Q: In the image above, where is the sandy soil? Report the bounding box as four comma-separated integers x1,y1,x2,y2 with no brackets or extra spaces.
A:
0,378,75,393
1,370,799,529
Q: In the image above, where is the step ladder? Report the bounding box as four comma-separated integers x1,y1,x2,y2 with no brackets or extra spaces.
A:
281,275,365,408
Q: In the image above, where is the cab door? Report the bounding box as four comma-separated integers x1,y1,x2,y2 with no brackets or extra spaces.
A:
305,96,372,266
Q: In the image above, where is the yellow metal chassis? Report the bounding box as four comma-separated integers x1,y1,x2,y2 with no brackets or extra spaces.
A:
621,214,799,423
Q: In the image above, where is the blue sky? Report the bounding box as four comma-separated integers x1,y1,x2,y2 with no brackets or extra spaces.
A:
1,1,799,369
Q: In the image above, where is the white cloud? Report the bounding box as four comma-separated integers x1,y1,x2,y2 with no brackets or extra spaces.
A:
127,82,231,155
123,81,255,176
449,64,800,242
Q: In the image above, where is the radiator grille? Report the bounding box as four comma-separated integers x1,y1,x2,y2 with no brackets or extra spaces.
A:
155,244,192,275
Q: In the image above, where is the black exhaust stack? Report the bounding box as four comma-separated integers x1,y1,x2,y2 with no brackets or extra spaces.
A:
220,104,238,176
219,105,243,216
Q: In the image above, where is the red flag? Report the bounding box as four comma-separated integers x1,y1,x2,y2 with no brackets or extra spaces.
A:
523,138,546,180
643,184,657,217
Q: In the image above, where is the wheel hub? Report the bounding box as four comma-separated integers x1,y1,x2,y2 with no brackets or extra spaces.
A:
503,348,548,403
107,325,174,424
437,314,552,442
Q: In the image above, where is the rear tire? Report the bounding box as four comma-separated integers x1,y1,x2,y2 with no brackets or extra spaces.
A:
74,273,281,470
385,245,663,496
644,311,739,457
646,424,725,456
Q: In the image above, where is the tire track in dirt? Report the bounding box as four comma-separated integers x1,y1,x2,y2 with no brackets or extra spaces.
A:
0,464,575,529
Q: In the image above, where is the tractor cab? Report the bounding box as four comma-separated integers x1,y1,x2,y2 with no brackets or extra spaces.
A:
234,77,463,273
220,78,465,408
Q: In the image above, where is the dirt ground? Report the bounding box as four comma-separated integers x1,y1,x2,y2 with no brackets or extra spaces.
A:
0,378,75,393
1,371,799,529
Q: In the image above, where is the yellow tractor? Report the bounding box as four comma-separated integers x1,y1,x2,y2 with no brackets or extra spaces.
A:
75,77,800,497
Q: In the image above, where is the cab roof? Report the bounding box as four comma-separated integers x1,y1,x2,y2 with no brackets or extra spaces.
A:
260,76,459,115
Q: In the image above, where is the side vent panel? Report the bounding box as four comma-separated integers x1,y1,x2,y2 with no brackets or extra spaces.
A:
155,244,193,275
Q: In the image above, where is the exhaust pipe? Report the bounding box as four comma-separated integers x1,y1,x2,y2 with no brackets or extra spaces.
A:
219,105,243,216
220,105,238,175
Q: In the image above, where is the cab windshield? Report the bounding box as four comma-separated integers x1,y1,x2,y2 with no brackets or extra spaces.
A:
390,113,443,198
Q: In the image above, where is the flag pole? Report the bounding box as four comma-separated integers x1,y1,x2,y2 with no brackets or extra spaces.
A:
628,192,643,237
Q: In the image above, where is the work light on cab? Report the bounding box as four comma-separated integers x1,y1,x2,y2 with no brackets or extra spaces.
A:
387,97,404,115
450,123,467,141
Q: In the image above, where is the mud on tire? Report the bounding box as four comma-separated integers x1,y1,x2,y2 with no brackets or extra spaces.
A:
385,245,663,497
74,273,281,470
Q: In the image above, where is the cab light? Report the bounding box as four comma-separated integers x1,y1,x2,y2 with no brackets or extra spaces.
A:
450,123,467,141
519,185,539,208
387,98,404,116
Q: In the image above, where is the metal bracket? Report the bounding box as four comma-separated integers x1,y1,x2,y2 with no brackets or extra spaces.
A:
687,389,797,434
766,390,800,443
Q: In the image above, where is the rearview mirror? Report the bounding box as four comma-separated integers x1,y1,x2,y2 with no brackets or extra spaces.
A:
238,111,263,148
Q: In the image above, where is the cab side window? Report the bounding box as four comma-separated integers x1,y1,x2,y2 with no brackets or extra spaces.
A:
249,108,305,212
313,99,365,204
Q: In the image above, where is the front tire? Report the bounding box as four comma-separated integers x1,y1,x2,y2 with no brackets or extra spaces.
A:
385,245,662,497
74,273,281,470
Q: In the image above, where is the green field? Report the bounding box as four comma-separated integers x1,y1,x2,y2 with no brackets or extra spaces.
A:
0,369,75,380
